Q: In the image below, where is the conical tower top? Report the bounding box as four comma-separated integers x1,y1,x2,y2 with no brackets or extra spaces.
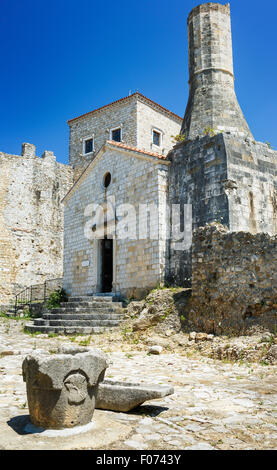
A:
181,3,253,140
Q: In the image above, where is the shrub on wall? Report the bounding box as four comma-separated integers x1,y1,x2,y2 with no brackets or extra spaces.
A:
47,288,68,309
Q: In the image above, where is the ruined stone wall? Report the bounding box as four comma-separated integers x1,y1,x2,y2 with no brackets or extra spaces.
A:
63,147,169,299
136,99,181,156
187,224,277,336
0,146,73,303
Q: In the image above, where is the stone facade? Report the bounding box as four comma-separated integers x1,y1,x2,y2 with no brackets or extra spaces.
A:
0,144,73,303
63,94,181,299
187,224,277,335
22,345,108,429
63,142,169,299
224,135,277,234
136,99,182,156
68,92,181,172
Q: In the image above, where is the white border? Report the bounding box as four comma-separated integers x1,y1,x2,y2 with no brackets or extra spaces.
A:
82,135,95,155
152,127,163,149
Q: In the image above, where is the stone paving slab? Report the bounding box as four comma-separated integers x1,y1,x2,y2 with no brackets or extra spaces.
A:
1,318,277,450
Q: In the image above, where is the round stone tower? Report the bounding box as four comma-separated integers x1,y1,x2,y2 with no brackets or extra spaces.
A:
181,3,253,140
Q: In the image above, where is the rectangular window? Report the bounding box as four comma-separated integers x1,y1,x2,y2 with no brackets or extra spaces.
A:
85,138,93,154
153,130,161,146
111,128,121,142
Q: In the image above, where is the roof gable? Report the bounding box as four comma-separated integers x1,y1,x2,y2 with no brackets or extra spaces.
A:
67,92,182,125
62,140,170,204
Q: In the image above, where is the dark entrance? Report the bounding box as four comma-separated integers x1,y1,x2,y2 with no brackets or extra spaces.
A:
101,238,113,293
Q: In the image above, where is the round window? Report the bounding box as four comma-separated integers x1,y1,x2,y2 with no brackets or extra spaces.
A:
103,172,111,188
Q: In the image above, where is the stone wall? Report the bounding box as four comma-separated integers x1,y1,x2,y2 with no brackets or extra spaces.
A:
136,99,181,157
224,135,277,234
68,93,181,172
187,224,277,335
63,144,169,299
166,133,277,286
0,145,73,303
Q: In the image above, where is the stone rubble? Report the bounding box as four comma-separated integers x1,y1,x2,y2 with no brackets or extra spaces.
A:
266,345,277,365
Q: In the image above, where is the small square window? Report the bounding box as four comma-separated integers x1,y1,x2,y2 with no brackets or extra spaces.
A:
111,128,121,142
85,138,93,154
153,130,161,147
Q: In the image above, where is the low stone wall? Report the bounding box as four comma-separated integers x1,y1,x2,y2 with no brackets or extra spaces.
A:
188,224,277,335
0,302,45,317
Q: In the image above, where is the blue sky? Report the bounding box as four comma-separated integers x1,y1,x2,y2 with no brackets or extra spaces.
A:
1,0,276,164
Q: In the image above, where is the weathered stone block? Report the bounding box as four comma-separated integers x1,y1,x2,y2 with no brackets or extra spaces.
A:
0,145,73,303
187,224,277,335
95,379,174,412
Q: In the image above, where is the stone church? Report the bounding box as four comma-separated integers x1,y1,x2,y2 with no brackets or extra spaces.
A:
63,93,182,299
62,3,277,300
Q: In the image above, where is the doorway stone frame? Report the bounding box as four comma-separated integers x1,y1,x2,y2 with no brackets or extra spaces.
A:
96,236,116,294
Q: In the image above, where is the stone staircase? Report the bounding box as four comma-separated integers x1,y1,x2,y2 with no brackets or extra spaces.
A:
25,295,126,335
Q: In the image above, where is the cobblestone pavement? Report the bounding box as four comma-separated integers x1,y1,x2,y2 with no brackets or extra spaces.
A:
1,319,277,450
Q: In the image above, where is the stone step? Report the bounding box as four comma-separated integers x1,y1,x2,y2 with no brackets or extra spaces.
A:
42,313,125,321
33,319,121,327
49,307,124,315
69,296,114,303
92,293,115,297
25,323,114,335
25,292,125,335
60,301,123,308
